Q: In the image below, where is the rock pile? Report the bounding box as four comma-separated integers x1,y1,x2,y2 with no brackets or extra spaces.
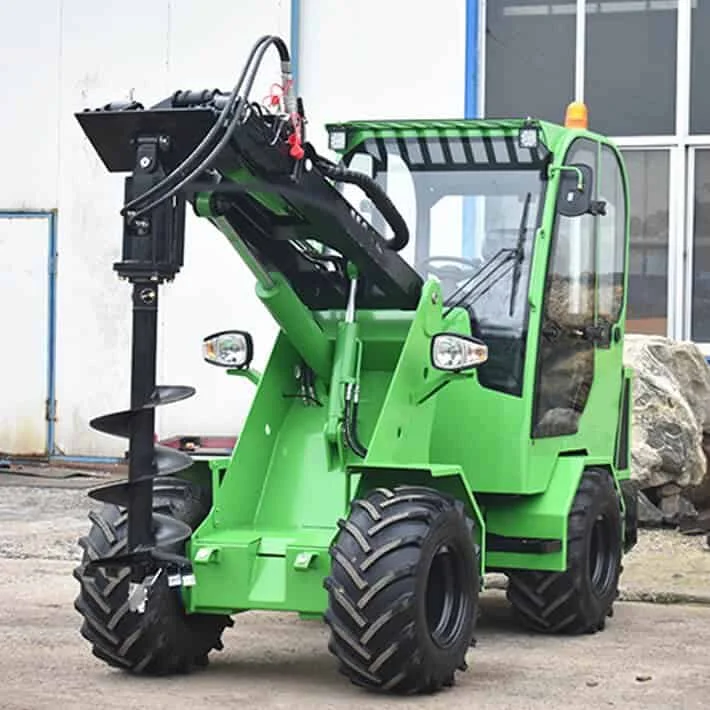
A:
623,334,710,533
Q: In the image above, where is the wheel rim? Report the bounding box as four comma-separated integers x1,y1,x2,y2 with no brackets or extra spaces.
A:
425,543,469,648
589,513,617,596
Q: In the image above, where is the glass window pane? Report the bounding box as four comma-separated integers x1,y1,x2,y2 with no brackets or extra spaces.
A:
621,149,670,335
691,1,710,134
596,145,627,322
691,150,710,341
485,0,575,122
534,138,596,439
586,1,677,136
547,139,597,328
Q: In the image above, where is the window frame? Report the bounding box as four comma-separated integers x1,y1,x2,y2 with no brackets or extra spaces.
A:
595,141,629,326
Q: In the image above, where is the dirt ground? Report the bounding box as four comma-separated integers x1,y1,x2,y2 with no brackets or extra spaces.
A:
1,476,710,709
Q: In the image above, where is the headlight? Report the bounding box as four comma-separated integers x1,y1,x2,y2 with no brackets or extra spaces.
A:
202,330,253,368
518,125,539,150
431,333,488,372
328,129,347,151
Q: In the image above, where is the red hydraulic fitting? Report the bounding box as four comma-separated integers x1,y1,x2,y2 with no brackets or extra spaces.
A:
288,131,304,160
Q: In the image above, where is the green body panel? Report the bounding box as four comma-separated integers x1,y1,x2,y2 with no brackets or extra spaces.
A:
483,456,587,571
183,116,633,614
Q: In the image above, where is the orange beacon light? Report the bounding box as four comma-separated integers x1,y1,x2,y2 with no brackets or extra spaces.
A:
565,101,588,129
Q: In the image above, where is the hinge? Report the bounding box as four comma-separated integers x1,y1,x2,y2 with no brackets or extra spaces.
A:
45,399,57,422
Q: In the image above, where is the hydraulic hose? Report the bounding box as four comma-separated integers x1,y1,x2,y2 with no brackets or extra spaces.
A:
122,35,293,219
313,157,410,252
344,394,368,458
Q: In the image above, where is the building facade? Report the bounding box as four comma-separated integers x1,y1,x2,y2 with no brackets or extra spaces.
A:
483,0,707,346
0,0,703,458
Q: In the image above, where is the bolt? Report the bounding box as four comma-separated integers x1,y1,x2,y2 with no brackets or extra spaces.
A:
139,155,152,169
158,135,170,150
134,218,150,235
140,287,156,304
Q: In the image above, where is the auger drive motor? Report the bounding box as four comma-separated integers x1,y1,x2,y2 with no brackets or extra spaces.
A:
73,35,638,694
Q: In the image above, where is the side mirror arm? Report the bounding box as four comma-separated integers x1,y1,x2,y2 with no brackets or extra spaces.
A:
227,368,261,386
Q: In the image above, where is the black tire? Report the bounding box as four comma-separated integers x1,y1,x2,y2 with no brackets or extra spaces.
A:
324,486,479,694
506,468,622,634
73,477,232,674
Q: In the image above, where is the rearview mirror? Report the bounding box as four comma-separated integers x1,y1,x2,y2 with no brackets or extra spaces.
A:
556,163,593,217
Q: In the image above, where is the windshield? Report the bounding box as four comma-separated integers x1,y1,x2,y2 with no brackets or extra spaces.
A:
341,135,547,395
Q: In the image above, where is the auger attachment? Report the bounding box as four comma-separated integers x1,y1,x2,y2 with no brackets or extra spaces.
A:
85,130,195,595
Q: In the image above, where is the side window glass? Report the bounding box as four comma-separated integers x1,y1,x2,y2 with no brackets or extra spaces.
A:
533,139,597,439
546,140,597,333
596,146,626,323
548,215,596,329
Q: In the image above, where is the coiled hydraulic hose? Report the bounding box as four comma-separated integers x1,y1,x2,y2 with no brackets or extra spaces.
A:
312,154,410,252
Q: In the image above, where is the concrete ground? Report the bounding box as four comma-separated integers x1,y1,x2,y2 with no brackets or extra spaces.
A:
1,471,710,709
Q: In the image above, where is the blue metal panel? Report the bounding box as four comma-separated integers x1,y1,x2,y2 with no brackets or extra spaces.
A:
465,0,479,119
290,0,301,92
50,455,123,464
0,211,53,219
46,212,58,455
463,0,480,258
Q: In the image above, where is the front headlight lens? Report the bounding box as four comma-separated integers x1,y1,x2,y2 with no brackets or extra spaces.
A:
518,125,539,150
328,129,347,151
202,331,252,368
431,334,488,371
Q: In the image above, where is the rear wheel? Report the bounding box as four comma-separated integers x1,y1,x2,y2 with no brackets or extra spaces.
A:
506,468,622,634
73,477,232,674
324,486,479,694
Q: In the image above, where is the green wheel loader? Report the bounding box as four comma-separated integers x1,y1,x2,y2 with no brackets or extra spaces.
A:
73,35,638,694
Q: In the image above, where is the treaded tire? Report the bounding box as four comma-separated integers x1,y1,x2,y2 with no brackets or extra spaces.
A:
73,477,232,674
506,468,622,634
324,486,479,695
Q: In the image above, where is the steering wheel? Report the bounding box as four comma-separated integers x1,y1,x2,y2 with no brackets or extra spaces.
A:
418,256,482,296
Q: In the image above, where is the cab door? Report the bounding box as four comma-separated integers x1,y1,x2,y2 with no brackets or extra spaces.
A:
531,138,627,459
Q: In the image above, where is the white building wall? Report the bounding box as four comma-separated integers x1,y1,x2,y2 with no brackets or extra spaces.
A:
299,0,466,155
1,0,466,456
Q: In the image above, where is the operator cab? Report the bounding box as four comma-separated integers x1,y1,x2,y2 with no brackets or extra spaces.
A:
334,122,548,396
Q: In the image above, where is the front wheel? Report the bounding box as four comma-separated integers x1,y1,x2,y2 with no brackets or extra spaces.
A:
324,486,479,694
506,468,623,634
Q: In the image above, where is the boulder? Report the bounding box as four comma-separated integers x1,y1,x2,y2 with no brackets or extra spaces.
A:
623,335,710,492
637,490,664,528
657,487,698,527
686,432,710,508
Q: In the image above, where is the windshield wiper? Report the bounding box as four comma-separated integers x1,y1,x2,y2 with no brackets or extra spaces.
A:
509,191,532,316
442,192,534,318
443,247,515,317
